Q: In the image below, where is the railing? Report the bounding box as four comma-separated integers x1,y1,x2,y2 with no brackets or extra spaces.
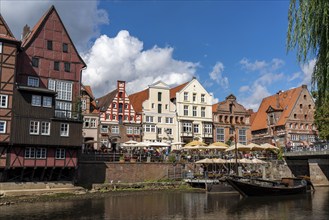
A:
54,109,82,121
284,144,328,153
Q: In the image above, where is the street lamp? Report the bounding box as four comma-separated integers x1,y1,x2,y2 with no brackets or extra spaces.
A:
230,125,238,175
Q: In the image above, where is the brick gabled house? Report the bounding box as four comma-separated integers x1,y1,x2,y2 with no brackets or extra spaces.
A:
2,5,86,182
251,85,318,149
96,81,141,151
212,94,252,145
0,15,20,180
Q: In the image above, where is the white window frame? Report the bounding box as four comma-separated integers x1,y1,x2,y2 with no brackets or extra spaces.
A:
193,124,199,133
184,105,188,116
144,124,156,133
158,117,162,123
146,116,154,123
204,124,212,134
133,127,140,134
0,94,8,108
55,148,65,159
60,123,69,137
36,148,47,159
192,106,197,117
127,127,133,134
165,117,173,124
238,128,247,145
184,92,188,101
42,96,52,107
84,117,90,128
0,42,2,53
28,76,39,87
30,121,39,135
201,94,205,103
81,99,87,110
201,107,206,117
112,126,119,134
166,128,173,135
100,139,108,148
90,118,97,128
41,121,51,135
101,125,108,133
216,127,225,142
182,122,192,133
31,95,41,106
0,121,6,133
25,147,35,159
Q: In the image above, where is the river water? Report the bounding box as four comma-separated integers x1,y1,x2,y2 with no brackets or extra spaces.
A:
1,187,328,220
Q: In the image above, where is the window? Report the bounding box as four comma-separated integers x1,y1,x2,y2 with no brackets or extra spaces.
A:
36,148,47,159
144,124,156,133
158,117,162,123
25,147,35,159
294,114,297,119
204,124,212,134
43,96,52,107
182,122,192,133
184,105,188,116
134,127,140,134
238,128,247,145
55,148,65,159
158,92,162,101
193,93,196,102
193,124,199,133
28,76,39,87
300,104,303,109
81,99,86,110
152,103,155,109
165,104,168,109
124,115,128,121
48,80,73,101
113,114,116,120
166,128,173,135
100,139,108,148
30,121,39,135
0,121,6,133
63,43,68,53
64,62,70,72
101,125,108,133
157,127,162,134
90,118,96,128
54,61,60,71
216,127,225,142
146,116,154,123
291,134,299,141
60,123,69,136
0,95,8,108
31,57,39,67
84,118,90,128
184,92,188,101
31,95,41,106
41,122,50,135
47,40,53,50
304,95,307,100
112,126,119,134
158,104,162,113
0,42,2,53
55,101,72,118
165,117,173,124
201,94,205,103
193,106,197,116
127,127,133,134
201,107,206,117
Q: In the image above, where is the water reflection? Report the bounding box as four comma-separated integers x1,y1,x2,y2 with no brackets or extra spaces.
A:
0,188,328,220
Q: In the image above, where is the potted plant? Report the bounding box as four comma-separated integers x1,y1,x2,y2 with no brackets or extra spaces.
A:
119,155,125,163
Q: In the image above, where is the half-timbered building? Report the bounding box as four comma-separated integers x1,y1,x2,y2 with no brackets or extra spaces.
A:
2,6,86,182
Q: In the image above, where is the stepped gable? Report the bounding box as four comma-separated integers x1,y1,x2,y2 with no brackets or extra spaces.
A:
128,88,149,114
251,86,303,131
96,89,118,112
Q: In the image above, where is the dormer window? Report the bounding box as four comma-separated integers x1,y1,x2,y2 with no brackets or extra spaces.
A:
28,76,39,87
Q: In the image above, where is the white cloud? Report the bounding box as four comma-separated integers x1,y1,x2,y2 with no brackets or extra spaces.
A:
240,84,271,111
288,72,302,82
82,31,198,97
239,85,249,92
300,59,316,86
209,62,229,89
240,58,285,74
1,0,109,51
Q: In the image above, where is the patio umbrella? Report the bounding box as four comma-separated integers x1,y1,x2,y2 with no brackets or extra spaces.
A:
195,158,215,164
171,141,185,145
122,140,139,147
261,143,280,151
212,158,228,164
209,141,228,147
251,158,267,164
185,140,207,147
148,142,170,147
246,143,267,151
239,158,254,164
225,143,251,152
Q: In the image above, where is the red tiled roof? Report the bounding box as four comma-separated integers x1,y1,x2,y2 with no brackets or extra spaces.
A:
82,85,95,100
128,89,149,113
170,82,189,99
96,89,118,112
251,86,303,131
0,14,19,44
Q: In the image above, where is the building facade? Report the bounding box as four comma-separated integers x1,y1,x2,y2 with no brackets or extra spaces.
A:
129,81,177,143
251,85,318,148
97,81,141,151
170,78,213,144
81,85,99,152
1,6,86,182
212,94,252,145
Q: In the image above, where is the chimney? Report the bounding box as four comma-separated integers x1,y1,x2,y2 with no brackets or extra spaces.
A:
302,84,307,89
21,24,30,40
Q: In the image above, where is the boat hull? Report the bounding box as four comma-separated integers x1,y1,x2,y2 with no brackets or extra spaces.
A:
226,177,308,197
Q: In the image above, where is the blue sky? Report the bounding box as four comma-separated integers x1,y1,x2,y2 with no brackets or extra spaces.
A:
2,0,315,111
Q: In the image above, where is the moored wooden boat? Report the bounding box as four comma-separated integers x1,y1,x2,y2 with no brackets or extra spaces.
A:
225,176,313,197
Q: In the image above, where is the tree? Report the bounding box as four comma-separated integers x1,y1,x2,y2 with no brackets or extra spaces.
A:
287,0,329,140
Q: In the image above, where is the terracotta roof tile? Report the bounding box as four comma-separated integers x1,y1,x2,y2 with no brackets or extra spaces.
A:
251,86,303,131
128,89,149,113
170,82,189,99
96,89,118,112
82,84,94,100
212,103,219,112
